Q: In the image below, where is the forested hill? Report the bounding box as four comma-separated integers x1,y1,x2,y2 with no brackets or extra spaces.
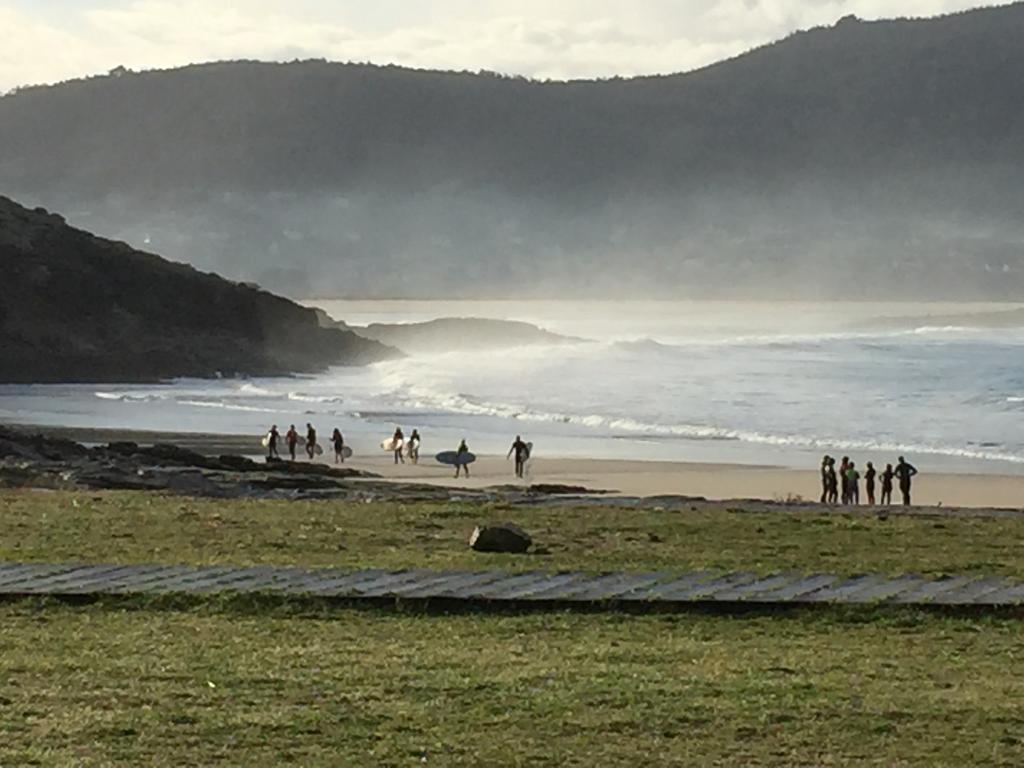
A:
0,197,396,383
2,3,1023,299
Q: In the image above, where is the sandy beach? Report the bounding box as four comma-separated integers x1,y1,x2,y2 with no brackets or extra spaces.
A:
340,454,1023,509
14,425,1023,509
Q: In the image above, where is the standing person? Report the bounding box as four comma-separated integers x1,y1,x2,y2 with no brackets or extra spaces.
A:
880,463,895,506
507,435,530,479
826,457,839,505
894,456,918,506
285,424,299,461
819,455,831,504
864,462,877,505
408,429,421,464
839,457,850,504
266,425,280,460
392,427,405,465
332,428,345,464
306,423,317,460
454,439,471,479
846,461,861,505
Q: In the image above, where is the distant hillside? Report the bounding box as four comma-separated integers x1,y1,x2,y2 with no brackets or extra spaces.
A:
0,197,396,383
2,3,1024,298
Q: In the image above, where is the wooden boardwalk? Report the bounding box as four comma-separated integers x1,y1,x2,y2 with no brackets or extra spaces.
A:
2,562,1024,607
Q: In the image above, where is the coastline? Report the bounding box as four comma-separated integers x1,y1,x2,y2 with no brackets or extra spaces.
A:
12,424,1024,509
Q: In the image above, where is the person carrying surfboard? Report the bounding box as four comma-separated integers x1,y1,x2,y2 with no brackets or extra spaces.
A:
332,428,345,464
454,439,471,478
507,435,530,478
266,425,280,460
286,425,299,461
408,429,421,464
392,427,405,465
306,423,317,461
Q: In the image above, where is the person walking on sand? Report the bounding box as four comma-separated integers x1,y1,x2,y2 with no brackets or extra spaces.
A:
894,456,918,506
407,429,421,464
839,456,851,504
266,425,280,460
508,435,530,479
826,457,839,504
846,461,861,505
393,427,405,465
454,439,471,479
332,428,345,464
285,424,299,461
865,462,877,505
306,423,317,460
880,463,895,505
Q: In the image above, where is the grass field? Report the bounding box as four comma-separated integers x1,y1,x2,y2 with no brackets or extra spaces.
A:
2,489,1024,576
4,489,1024,766
1,600,1024,767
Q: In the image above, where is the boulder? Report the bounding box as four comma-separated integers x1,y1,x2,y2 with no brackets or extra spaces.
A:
469,523,533,554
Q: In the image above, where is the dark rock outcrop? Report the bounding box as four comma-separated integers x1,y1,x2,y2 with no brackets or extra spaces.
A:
0,197,399,383
469,523,533,554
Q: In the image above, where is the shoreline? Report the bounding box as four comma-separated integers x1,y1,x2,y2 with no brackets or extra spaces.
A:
9,423,1023,509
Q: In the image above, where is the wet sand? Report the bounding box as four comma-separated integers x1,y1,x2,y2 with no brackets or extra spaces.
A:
14,425,1023,509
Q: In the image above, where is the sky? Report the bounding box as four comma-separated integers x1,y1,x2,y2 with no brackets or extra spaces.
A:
0,0,1008,92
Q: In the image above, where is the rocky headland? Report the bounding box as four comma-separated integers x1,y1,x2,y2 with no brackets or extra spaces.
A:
0,196,399,383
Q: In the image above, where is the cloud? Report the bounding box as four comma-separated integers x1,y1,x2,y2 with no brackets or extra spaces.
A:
0,0,1009,92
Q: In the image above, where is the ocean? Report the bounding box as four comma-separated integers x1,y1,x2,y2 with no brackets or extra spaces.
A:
2,300,1023,475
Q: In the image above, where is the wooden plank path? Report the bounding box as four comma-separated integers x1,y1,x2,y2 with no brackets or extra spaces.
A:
2,562,1024,607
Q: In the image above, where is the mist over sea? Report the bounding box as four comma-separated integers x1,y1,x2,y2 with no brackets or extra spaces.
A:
3,300,1023,475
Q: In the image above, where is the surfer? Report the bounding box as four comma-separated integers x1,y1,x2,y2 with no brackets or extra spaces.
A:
846,461,860,505
455,439,471,478
507,435,530,479
408,429,421,464
819,455,831,504
865,462,877,505
306,423,317,460
880,463,895,505
332,428,345,464
393,427,405,465
894,457,918,506
826,457,839,505
839,457,850,504
285,424,299,461
266,425,280,460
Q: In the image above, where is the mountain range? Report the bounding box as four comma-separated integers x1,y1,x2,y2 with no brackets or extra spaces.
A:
2,3,1023,299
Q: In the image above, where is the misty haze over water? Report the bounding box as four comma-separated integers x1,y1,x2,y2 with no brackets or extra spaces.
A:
3,300,1023,474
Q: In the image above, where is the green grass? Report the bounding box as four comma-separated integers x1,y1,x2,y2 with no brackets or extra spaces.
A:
2,489,1024,576
1,600,1023,766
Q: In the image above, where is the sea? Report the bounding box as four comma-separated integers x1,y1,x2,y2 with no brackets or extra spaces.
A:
2,300,1023,475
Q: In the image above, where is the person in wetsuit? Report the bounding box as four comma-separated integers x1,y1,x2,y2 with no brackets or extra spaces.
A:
826,457,839,505
507,435,530,479
408,429,421,464
332,428,345,464
839,457,851,504
894,456,918,506
393,427,405,465
820,455,831,504
880,463,895,505
846,461,861,505
454,439,471,479
306,423,317,460
285,424,299,461
267,425,280,460
865,462,877,506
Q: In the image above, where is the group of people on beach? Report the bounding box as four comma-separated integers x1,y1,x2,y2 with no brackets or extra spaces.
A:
820,455,918,506
264,422,532,480
264,423,348,464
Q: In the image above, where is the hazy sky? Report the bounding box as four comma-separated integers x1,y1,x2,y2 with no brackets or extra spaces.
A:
0,0,1007,91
